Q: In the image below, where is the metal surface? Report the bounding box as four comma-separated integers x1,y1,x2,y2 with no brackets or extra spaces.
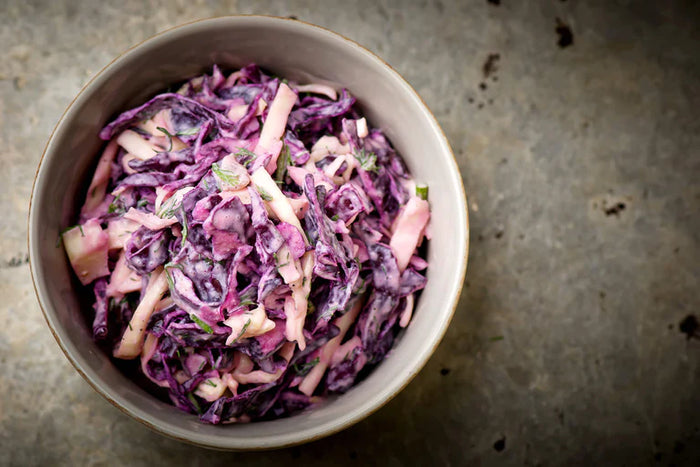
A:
1,0,699,465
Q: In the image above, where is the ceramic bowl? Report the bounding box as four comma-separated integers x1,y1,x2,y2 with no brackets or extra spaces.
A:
29,16,468,450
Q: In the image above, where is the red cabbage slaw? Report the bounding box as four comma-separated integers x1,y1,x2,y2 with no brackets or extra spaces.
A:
61,64,430,424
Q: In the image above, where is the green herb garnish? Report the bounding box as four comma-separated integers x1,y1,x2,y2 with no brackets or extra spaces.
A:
256,185,273,201
354,149,379,173
204,379,217,387
232,319,252,343
157,195,180,218
490,335,505,342
275,144,291,184
176,127,200,136
190,314,213,334
235,147,257,159
293,357,320,376
136,198,149,209
107,195,123,214
211,162,240,188
156,126,175,152
180,206,188,247
416,185,429,200
187,393,202,414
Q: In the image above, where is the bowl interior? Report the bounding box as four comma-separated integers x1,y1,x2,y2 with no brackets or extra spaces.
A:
29,16,467,449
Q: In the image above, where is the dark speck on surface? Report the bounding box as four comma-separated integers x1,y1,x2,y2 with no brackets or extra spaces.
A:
478,102,484,109
2,253,29,269
555,17,574,48
487,0,500,5
287,15,298,20
493,436,506,452
494,230,504,239
679,315,699,340
479,82,487,91
440,368,451,376
482,53,500,78
349,451,358,460
604,202,626,216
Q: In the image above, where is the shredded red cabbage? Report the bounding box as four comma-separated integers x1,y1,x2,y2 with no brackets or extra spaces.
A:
62,64,431,424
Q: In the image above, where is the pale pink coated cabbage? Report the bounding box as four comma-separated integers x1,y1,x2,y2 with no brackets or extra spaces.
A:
62,64,430,424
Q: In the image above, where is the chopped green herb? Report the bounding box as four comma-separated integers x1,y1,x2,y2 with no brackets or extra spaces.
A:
232,319,252,343
128,322,133,331
157,195,181,218
198,359,206,371
307,301,316,316
187,392,202,414
176,127,200,136
176,348,182,358
211,162,240,188
107,195,123,214
331,214,339,221
202,178,209,190
490,335,505,342
353,149,379,173
293,357,320,375
235,147,257,159
156,126,174,152
275,144,291,184
416,185,429,200
278,261,290,268
238,287,257,307
190,314,214,334
180,206,188,247
57,224,81,248
204,379,217,387
256,185,273,201
136,198,149,209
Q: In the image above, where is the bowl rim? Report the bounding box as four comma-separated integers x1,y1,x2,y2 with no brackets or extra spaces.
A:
28,14,469,450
